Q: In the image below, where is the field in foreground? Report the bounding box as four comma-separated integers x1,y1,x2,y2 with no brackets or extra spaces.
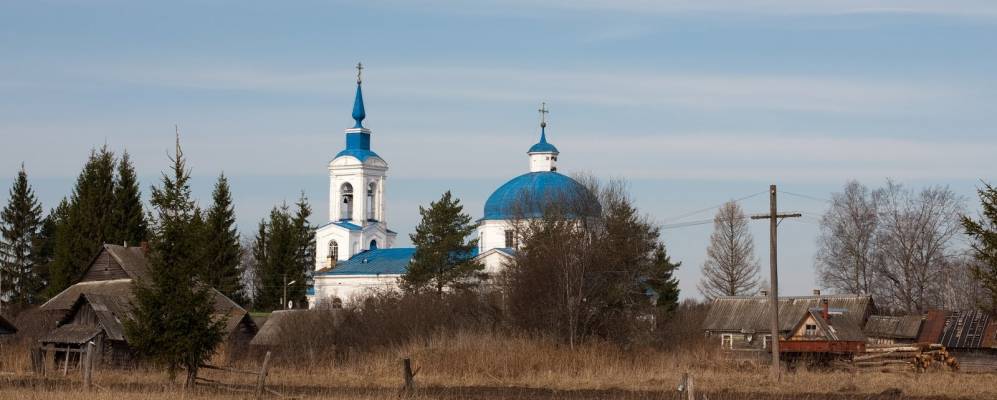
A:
2,332,996,399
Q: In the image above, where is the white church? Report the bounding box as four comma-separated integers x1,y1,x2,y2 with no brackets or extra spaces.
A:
308,67,594,307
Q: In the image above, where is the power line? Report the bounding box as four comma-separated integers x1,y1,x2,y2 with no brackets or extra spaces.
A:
778,190,830,203
660,190,767,224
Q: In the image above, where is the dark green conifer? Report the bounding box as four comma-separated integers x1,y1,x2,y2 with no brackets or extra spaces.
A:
200,173,244,304
48,146,116,295
401,191,482,294
112,151,147,245
0,164,44,308
964,182,997,314
124,137,224,387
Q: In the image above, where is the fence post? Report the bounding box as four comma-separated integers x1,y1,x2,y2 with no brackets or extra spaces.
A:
62,347,69,376
83,342,94,391
43,344,55,376
402,358,415,392
255,351,272,398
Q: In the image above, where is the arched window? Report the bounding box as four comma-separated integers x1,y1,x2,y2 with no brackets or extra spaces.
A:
369,239,378,250
366,182,377,221
340,183,353,220
331,297,343,309
328,240,339,263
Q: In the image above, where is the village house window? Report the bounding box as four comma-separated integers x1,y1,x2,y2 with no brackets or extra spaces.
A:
805,324,817,336
504,230,516,248
762,335,772,349
721,334,734,349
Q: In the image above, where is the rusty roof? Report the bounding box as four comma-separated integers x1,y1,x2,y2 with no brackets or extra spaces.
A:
702,294,874,334
864,315,923,339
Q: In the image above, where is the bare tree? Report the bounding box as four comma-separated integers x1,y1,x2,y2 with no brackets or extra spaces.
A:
698,201,760,299
874,181,964,312
815,181,879,295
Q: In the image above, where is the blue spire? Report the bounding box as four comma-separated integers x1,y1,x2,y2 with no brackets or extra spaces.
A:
351,83,366,128
350,62,366,128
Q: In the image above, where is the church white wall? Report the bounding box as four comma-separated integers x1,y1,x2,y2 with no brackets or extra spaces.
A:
310,274,401,308
529,153,557,172
477,219,517,253
477,251,513,275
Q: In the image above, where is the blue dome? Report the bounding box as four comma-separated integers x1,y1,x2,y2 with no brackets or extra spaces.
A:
482,172,598,221
527,141,559,154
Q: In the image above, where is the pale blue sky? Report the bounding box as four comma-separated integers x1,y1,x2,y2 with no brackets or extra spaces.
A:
2,1,995,299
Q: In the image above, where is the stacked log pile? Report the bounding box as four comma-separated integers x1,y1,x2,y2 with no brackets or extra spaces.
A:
837,344,959,373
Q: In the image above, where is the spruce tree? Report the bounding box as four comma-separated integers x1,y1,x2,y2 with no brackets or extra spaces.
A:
112,151,147,246
0,165,44,308
645,244,681,314
289,193,314,306
252,205,297,311
200,174,244,304
402,191,482,294
30,200,67,301
48,146,117,295
124,137,224,386
964,182,997,314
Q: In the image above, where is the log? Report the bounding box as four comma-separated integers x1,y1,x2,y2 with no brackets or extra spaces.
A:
255,351,271,399
864,346,921,353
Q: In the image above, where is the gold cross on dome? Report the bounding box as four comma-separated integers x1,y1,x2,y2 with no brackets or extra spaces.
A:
538,102,549,127
356,62,363,84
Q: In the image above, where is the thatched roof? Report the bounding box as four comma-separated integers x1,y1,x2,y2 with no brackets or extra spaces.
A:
864,315,923,340
702,294,875,334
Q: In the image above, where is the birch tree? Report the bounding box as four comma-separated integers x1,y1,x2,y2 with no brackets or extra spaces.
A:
815,181,879,295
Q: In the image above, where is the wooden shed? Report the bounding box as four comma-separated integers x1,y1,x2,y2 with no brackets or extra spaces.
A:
863,314,924,345
38,244,257,367
919,310,997,373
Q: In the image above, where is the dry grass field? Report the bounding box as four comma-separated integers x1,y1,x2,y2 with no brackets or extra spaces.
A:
3,331,997,400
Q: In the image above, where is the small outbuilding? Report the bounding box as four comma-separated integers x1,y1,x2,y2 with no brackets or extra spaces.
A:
863,314,924,345
927,310,997,373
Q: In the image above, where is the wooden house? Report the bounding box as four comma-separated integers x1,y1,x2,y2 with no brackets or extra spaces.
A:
779,301,866,355
701,293,874,355
38,244,257,367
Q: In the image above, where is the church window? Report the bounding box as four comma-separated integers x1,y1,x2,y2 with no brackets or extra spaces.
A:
328,241,339,263
367,182,377,221
369,239,378,250
504,230,516,248
331,297,343,309
340,183,354,220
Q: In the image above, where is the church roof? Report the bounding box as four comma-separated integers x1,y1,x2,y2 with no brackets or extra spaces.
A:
318,220,364,232
482,171,597,221
318,247,416,276
334,148,381,162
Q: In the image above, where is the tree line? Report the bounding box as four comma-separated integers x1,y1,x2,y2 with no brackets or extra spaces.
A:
0,143,314,314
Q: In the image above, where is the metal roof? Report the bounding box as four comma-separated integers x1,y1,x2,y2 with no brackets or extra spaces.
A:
317,247,416,276
527,128,559,154
864,315,923,339
702,295,874,334
482,172,598,221
939,310,992,349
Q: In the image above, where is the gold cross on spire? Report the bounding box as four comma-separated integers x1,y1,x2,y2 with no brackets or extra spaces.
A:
538,102,549,128
356,62,363,84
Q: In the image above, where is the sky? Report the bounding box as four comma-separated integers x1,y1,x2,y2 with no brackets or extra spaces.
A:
1,1,995,299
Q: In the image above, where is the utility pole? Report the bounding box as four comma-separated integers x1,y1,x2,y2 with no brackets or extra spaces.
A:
750,185,801,382
282,274,287,310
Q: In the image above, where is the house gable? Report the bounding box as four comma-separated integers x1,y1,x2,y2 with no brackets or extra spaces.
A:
81,248,129,282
